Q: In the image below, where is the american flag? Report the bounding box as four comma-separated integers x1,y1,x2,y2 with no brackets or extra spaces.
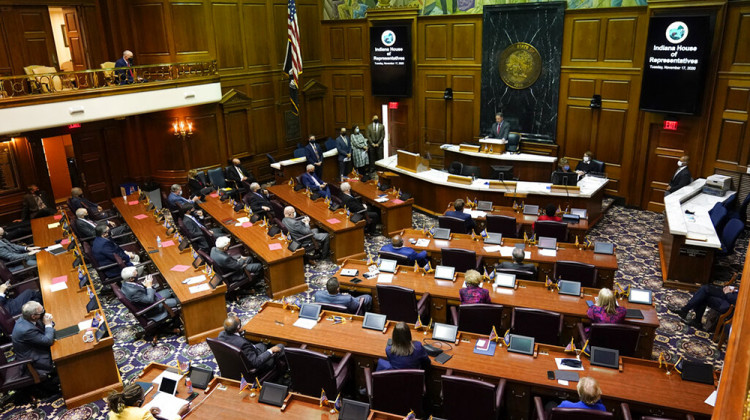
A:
283,0,302,115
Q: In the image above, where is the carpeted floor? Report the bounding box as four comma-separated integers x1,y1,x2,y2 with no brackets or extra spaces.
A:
2,204,745,419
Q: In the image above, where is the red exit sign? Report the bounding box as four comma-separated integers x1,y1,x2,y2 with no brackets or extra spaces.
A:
388,102,399,109
68,123,81,129
663,120,678,131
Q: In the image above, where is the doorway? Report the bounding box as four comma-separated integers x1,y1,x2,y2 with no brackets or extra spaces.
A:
41,135,77,203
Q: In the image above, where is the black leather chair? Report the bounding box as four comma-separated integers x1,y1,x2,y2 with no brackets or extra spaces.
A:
589,159,605,174
512,307,563,345
448,161,463,175
376,284,430,324
442,374,506,420
111,283,181,344
364,368,426,418
378,250,413,267
450,303,504,335
554,261,597,288
578,323,640,357
285,346,352,397
0,261,40,296
620,401,695,420
206,337,279,384
441,248,483,273
207,167,228,189
82,241,127,286
507,132,521,153
495,267,537,282
0,342,43,401
535,220,568,243
534,396,614,419
486,214,521,238
438,215,470,235
461,165,481,178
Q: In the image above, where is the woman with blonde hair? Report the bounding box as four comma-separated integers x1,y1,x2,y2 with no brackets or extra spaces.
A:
459,269,491,304
587,287,627,324
557,376,606,411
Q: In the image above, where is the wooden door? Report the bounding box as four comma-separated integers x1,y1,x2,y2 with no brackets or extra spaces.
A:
62,7,87,71
2,6,58,74
71,124,127,205
640,121,695,212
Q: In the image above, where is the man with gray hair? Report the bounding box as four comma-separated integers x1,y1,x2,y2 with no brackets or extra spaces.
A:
167,184,199,209
12,301,55,378
340,182,379,234
74,207,129,240
211,236,263,286
282,206,330,262
217,314,284,375
300,164,330,199
497,247,536,277
0,227,40,271
243,182,272,217
120,267,179,324
115,50,135,84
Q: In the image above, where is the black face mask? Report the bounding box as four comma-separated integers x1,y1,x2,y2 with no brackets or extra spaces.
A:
373,119,379,123
127,58,134,65
340,132,346,136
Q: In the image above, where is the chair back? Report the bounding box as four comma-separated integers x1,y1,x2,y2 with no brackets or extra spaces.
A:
441,248,478,273
507,132,521,152
549,407,613,419
438,215,469,234
720,218,744,255
328,183,342,197
738,192,750,223
554,261,597,288
587,323,640,357
370,369,425,417
709,202,728,233
378,250,412,267
376,284,419,323
495,267,536,281
0,262,15,283
486,214,518,238
590,159,605,174
456,304,503,335
266,153,277,164
270,200,285,220
293,148,306,159
442,375,499,420
0,306,16,337
461,165,481,178
285,347,338,397
448,161,463,175
511,307,563,345
206,337,252,381
535,220,568,242
111,283,151,329
207,168,227,189
324,137,337,152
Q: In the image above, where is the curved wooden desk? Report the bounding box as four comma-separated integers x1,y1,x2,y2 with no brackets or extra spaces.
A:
442,144,557,182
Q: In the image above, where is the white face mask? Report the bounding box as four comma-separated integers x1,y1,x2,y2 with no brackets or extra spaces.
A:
677,161,685,167
355,128,360,133
583,157,590,163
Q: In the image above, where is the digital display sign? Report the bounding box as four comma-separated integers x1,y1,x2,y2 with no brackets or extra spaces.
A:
370,25,412,97
639,14,714,115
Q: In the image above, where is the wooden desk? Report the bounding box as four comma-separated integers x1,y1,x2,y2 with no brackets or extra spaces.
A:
344,179,414,236
243,303,714,419
443,146,557,182
271,151,339,185
398,228,617,289
114,195,227,344
199,195,307,299
267,184,366,262
335,260,656,359
31,216,121,407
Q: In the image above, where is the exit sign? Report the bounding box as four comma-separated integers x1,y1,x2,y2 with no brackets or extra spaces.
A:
663,120,678,131
388,102,399,109
68,123,81,129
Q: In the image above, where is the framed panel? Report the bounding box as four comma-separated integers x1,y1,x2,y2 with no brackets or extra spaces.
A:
346,26,363,60
243,3,271,68
452,23,476,61
423,24,448,61
171,3,208,55
569,19,600,62
603,18,637,63
213,3,244,70
131,3,170,56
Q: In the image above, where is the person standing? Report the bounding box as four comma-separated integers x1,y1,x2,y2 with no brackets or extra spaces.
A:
335,128,352,181
665,155,692,196
350,125,369,176
489,112,510,141
366,115,385,174
304,135,324,179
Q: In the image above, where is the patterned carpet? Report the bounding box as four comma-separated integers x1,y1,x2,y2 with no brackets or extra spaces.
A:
1,204,745,419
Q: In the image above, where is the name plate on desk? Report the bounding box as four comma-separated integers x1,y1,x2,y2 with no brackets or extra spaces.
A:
488,180,517,191
459,144,481,153
447,174,473,185
550,185,581,193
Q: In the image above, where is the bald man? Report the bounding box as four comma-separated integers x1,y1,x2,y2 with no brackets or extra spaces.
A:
380,235,428,266
227,158,255,192
282,206,330,261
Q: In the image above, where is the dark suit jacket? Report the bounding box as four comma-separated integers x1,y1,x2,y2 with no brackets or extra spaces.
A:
340,193,365,213
69,196,98,213
226,164,255,186
301,172,326,192
366,122,385,146
217,331,274,370
245,192,272,215
183,215,210,252
445,210,475,230
11,318,54,377
114,57,134,84
0,238,28,263
167,192,191,210
21,192,53,220
304,142,323,165
335,135,351,161
668,167,692,193
92,236,131,278
497,261,537,274
282,217,313,246
188,176,214,197
576,161,595,174
210,247,251,283
380,244,428,266
121,281,168,322
490,121,510,140
75,217,100,239
314,290,361,313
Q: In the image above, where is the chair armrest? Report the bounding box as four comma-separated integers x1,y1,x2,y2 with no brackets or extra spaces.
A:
620,403,632,420
354,297,365,316
334,352,352,378
475,256,484,272
533,396,546,420
449,306,458,326
135,298,168,316
10,234,33,244
0,358,41,383
8,265,38,276
496,378,507,409
416,292,430,314
363,366,373,398
0,342,13,352
576,322,587,344
299,344,307,350
8,277,40,290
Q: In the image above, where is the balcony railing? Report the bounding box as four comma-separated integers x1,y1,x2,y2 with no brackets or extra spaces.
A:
0,61,218,100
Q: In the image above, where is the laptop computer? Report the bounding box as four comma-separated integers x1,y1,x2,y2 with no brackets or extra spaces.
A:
681,362,715,385
258,382,288,407
432,228,451,240
476,201,493,212
558,280,582,296
628,288,653,305
594,242,614,255
494,272,516,289
570,208,588,219
434,265,455,281
522,204,539,215
484,232,502,245
590,346,619,369
189,366,213,390
339,399,370,420
507,335,535,355
378,259,398,273
432,322,458,343
293,303,322,329
158,376,179,396
537,236,557,250
362,312,387,331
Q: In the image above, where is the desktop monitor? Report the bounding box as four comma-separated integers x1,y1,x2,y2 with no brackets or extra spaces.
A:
552,171,578,186
432,228,451,240
494,273,516,289
507,335,535,355
590,346,620,369
189,366,213,390
537,236,557,250
594,242,614,255
628,288,653,305
434,265,455,281
432,322,458,343
95,322,109,341
522,205,539,215
258,382,288,407
557,280,582,296
681,362,715,385
378,259,398,273
484,232,502,245
299,303,322,320
476,200,493,212
362,312,387,331
339,399,370,420
490,165,514,181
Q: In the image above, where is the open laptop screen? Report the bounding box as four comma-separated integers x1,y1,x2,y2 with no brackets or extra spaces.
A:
434,265,455,281
508,335,535,355
362,312,387,331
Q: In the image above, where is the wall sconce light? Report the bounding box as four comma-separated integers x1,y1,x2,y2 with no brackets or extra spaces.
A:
173,118,193,140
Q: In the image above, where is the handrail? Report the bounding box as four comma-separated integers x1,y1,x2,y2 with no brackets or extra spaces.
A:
0,60,218,100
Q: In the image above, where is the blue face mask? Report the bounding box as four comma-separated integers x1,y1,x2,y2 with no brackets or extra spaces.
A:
564,165,570,171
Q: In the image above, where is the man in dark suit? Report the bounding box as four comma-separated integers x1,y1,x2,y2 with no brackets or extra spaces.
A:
300,165,331,199
0,282,42,316
74,208,129,240
114,50,135,84
489,112,510,140
244,183,272,218
0,227,40,271
21,185,55,221
335,127,352,181
339,182,379,234
168,184,199,210
366,115,385,175
497,247,536,276
380,235,428,266
445,199,475,233
282,206,330,261
575,151,596,175
314,277,371,313
670,283,738,331
665,155,692,196
180,204,213,253
120,267,179,324
11,301,55,378
304,135,324,179
217,315,284,375
210,236,262,285
70,187,116,220
226,158,255,192
92,224,141,279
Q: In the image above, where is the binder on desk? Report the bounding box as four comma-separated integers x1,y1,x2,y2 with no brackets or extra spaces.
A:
474,339,497,356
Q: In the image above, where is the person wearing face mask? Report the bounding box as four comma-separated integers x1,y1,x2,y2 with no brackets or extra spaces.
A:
665,155,692,196
301,164,331,199
92,224,142,279
21,185,55,221
350,125,369,176
304,135,324,179
0,227,41,271
282,206,330,262
74,208,130,241
226,158,256,192
335,127,352,181
551,158,577,184
167,184,200,210
366,115,385,174
114,50,135,85
575,151,596,175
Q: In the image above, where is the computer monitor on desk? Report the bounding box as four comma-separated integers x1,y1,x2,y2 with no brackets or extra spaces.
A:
552,171,578,187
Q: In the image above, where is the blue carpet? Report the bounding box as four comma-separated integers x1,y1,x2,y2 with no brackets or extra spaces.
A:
1,204,744,418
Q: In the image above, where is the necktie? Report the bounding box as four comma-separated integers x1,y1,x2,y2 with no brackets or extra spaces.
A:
497,123,500,134
312,144,320,161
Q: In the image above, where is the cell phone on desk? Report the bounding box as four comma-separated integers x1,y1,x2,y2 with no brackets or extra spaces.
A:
586,300,594,307
350,278,362,284
547,370,555,380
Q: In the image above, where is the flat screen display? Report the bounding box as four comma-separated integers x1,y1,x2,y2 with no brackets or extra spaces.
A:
299,303,321,320
494,273,516,288
639,14,714,115
590,346,619,369
370,25,412,97
432,322,458,342
508,335,534,355
362,312,387,331
434,265,455,280
258,382,288,407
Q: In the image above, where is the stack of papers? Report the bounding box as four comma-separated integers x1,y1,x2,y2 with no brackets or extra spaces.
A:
374,197,389,203
539,249,557,257
293,318,318,329
415,238,431,247
143,393,188,420
377,273,393,283
483,245,502,253
189,284,210,294
182,275,206,285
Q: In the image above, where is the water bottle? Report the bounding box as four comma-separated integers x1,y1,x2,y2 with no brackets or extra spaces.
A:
186,377,193,394
156,236,162,248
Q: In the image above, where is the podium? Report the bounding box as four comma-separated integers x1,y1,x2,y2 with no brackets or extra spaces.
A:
396,150,429,173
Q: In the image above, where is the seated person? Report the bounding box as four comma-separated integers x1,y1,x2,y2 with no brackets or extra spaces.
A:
339,182,379,234
226,158,256,191
300,164,331,199
1,220,32,241
551,158,577,184
75,208,129,239
120,267,179,324
210,236,263,284
533,203,562,229
575,151,596,175
218,315,285,376
12,301,55,379
244,182,273,218
586,288,626,332
557,377,606,412
107,382,186,420
0,281,42,317
496,247,536,275
380,234,428,267
459,269,491,304
180,203,222,253
670,282,738,331
282,206,330,261
70,187,116,220
92,224,142,279
314,277,372,313
187,169,214,199
376,321,431,371
0,227,40,271
21,185,55,221
167,184,199,209
445,199,475,233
